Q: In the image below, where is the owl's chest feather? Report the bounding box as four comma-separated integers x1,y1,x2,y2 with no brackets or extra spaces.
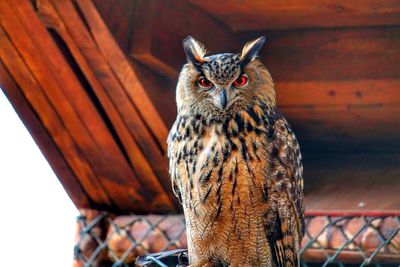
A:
170,109,276,264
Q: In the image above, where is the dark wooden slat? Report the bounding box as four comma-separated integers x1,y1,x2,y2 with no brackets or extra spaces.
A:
187,0,400,31
40,0,178,211
0,25,111,207
0,61,91,208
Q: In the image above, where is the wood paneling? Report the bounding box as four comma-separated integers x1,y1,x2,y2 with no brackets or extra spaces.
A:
276,80,400,107
286,105,400,153
303,153,400,211
258,27,400,81
187,0,400,31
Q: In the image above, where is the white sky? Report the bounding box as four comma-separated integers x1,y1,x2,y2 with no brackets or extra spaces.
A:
0,90,78,266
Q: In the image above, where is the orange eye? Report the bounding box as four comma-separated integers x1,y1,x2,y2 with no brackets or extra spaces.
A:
233,75,248,87
198,77,212,88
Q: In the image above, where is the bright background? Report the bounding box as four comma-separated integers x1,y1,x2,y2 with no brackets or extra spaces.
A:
0,89,77,266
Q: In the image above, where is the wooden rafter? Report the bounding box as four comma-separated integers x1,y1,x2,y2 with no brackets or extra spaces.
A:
37,0,178,211
0,0,179,212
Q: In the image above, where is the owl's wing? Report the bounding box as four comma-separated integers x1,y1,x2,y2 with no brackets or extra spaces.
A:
263,111,305,267
167,117,183,203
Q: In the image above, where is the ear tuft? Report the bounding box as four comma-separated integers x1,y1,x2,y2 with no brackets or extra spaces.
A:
239,36,266,67
183,36,209,66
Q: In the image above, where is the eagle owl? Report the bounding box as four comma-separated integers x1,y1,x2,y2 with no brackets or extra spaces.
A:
167,36,304,267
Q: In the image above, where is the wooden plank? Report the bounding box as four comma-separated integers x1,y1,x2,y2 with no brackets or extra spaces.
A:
129,20,400,83
187,0,400,31
76,0,168,151
259,26,400,81
40,0,178,211
0,0,149,212
129,0,239,80
130,61,177,128
303,153,400,211
0,61,91,209
92,0,136,53
0,25,111,207
283,105,400,153
276,79,400,107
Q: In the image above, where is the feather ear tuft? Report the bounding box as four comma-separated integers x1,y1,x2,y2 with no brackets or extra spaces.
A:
240,36,266,67
183,36,209,66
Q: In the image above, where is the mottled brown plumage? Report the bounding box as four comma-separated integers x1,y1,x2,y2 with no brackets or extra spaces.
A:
167,36,304,267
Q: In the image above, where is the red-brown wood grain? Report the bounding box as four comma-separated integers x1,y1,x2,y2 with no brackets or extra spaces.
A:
1,0,155,212
77,0,169,151
38,0,178,212
187,0,400,31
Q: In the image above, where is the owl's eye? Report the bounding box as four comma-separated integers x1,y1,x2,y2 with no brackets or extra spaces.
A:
233,75,248,87
198,77,212,88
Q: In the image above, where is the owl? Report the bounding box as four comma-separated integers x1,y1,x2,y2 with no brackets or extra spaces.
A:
167,36,304,267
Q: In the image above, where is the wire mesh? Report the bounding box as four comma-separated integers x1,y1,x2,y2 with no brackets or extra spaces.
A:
73,212,400,267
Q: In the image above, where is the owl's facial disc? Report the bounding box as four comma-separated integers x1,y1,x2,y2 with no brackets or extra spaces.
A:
195,53,242,110
197,72,249,111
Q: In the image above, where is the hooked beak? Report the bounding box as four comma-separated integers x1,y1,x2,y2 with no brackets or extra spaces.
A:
219,90,228,110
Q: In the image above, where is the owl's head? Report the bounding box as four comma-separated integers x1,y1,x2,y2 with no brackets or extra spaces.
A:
176,36,275,120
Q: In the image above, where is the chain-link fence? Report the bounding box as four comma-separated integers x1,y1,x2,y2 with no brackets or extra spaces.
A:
73,210,400,267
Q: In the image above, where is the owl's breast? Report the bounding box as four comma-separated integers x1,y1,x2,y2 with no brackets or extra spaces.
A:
169,107,275,264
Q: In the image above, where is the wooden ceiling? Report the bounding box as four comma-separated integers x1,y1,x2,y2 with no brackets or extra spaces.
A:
188,0,400,31
0,0,399,214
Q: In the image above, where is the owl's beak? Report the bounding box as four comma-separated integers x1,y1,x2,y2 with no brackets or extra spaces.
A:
219,90,228,110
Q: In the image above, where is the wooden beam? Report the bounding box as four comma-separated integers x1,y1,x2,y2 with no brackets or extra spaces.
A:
0,61,91,209
36,0,179,211
92,0,135,53
0,0,165,212
76,0,168,150
0,25,111,207
129,61,177,128
187,0,400,31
